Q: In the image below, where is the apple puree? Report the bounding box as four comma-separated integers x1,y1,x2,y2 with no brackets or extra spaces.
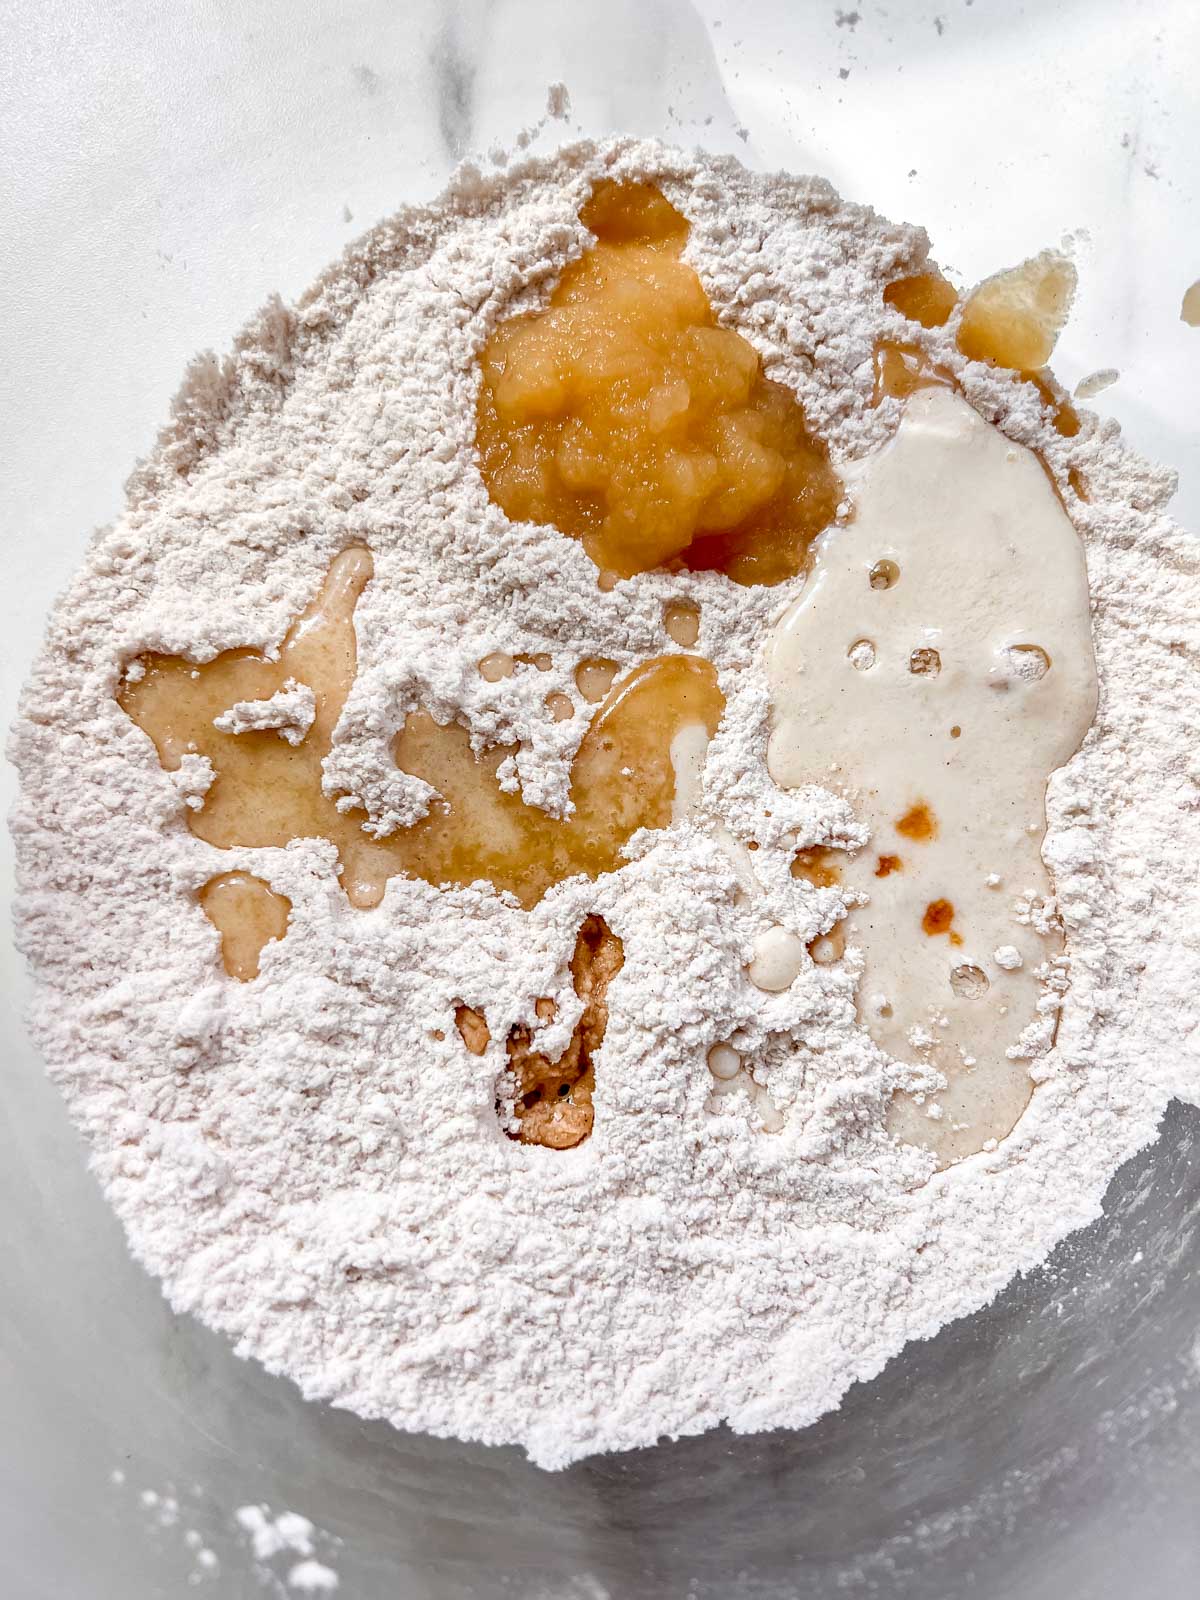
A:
476,180,839,586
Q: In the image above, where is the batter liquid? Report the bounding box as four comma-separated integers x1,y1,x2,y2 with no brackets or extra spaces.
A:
768,387,1097,1164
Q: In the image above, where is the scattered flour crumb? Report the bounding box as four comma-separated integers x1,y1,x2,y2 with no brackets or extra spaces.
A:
288,1558,341,1593
235,1505,340,1592
112,1473,220,1585
235,1505,316,1561
1075,367,1119,399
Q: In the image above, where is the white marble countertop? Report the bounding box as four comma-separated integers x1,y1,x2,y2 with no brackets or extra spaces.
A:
2,3,1198,1596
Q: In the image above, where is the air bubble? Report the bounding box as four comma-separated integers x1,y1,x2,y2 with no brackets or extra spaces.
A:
949,964,990,999
664,600,701,647
707,1042,742,1080
909,647,941,677
848,639,876,671
1003,644,1050,681
869,559,900,590
478,652,514,682
808,934,842,966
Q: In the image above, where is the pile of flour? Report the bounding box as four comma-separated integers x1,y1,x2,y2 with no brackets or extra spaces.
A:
11,138,1200,1469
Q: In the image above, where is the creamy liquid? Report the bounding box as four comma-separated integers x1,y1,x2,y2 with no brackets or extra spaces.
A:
767,387,1098,1163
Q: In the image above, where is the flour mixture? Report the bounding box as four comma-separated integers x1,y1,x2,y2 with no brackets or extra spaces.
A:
11,139,1200,1468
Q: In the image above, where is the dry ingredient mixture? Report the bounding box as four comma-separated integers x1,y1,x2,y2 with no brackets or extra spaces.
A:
11,139,1200,1469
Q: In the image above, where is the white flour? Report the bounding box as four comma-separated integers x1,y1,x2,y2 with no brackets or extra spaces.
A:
10,138,1200,1469
235,1506,340,1594
111,1473,221,1586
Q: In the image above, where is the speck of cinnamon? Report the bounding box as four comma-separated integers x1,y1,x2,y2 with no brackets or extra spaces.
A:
896,802,936,841
791,846,841,887
922,899,955,937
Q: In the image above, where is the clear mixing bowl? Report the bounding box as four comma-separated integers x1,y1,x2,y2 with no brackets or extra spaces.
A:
3,2,1197,1594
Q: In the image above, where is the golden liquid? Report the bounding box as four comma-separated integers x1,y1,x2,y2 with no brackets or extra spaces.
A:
663,600,701,647
575,659,618,703
118,549,726,914
198,872,291,980
895,802,937,842
790,846,842,887
503,914,624,1149
455,1003,490,1056
1027,371,1080,439
871,341,956,406
453,915,624,1150
874,333,1078,439
921,897,962,946
475,180,840,586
